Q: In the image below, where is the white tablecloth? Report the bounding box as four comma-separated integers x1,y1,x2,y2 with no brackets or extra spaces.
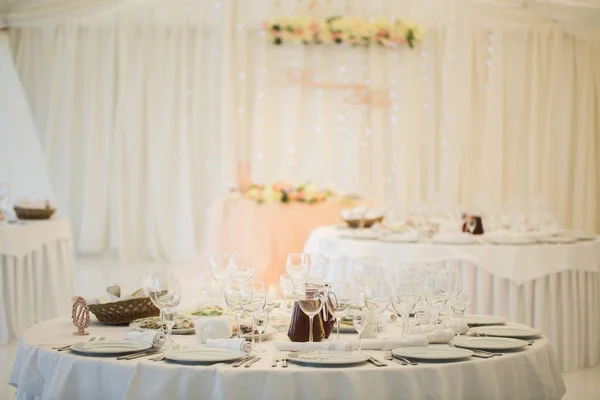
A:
0,220,75,344
304,226,600,372
10,317,565,400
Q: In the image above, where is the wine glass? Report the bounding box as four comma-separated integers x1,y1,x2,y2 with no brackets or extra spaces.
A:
254,309,269,354
390,272,420,338
0,183,10,222
327,281,352,340
352,309,369,355
364,281,391,337
229,253,254,279
149,272,181,351
224,278,248,339
286,253,309,283
450,292,471,336
354,257,384,305
240,280,266,354
305,253,327,280
211,253,231,283
295,281,324,342
279,274,294,311
422,271,451,331
445,268,462,301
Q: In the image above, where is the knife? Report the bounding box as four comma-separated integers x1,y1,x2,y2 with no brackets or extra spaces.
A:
232,355,255,367
245,356,262,368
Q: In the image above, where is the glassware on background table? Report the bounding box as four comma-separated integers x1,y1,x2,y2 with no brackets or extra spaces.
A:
211,253,231,283
450,292,471,335
327,281,352,340
0,183,10,222
229,253,254,280
225,278,248,339
422,271,451,331
240,280,267,354
364,281,391,338
295,281,325,342
391,272,420,338
254,309,269,354
305,253,327,280
286,253,309,283
149,272,181,351
280,274,294,311
352,309,368,354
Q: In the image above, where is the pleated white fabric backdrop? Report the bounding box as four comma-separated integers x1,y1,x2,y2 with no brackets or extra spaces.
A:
4,0,600,262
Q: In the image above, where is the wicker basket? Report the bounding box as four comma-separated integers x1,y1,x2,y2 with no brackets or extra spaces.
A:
344,216,384,229
88,297,160,325
14,206,56,220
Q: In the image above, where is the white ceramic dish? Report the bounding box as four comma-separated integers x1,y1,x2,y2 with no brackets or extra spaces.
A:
241,326,278,341
165,348,246,364
470,326,543,338
339,231,379,240
130,316,196,335
452,336,528,351
463,315,507,326
392,346,473,361
70,340,152,355
538,235,577,244
287,350,370,366
379,233,419,243
484,235,537,245
430,234,475,245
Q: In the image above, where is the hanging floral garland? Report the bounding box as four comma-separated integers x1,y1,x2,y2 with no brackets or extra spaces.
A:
263,16,422,49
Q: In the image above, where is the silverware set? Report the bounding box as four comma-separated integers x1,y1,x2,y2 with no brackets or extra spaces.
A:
232,354,260,368
117,349,162,361
383,350,418,366
54,336,106,351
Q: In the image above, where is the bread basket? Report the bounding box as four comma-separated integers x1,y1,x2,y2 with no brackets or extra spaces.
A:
14,205,56,220
88,297,160,325
344,216,383,229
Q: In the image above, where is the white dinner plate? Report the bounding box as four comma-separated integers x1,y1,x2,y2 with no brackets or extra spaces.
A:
287,351,370,366
564,231,598,241
452,336,528,351
339,231,379,240
70,340,152,355
242,326,278,341
469,326,542,338
165,348,246,364
538,235,577,244
430,234,475,245
463,315,507,326
392,346,473,361
484,235,537,245
379,233,419,243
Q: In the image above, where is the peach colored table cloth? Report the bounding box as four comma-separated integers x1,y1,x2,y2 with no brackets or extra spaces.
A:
201,195,346,287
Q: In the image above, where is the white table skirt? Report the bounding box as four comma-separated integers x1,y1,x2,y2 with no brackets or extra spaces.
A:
10,318,565,400
304,226,600,372
0,221,75,344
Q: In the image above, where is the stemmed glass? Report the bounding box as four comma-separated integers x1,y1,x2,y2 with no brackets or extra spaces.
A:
148,272,181,351
327,281,352,340
364,281,391,338
229,253,254,280
422,271,451,331
390,272,420,338
354,257,384,306
286,253,309,283
211,253,231,283
305,253,327,280
352,309,369,355
450,292,471,336
224,278,248,339
240,280,267,354
279,274,294,311
295,281,324,342
254,309,269,354
0,183,10,222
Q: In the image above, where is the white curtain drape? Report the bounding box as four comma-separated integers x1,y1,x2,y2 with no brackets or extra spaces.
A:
4,0,600,263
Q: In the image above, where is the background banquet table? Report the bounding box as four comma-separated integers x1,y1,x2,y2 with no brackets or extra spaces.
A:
303,226,600,372
201,195,349,287
10,317,565,400
0,219,75,344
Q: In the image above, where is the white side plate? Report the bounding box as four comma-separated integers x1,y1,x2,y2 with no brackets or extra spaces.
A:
452,336,528,351
165,348,245,364
470,326,542,338
392,346,473,361
287,351,370,366
463,315,507,326
70,340,152,355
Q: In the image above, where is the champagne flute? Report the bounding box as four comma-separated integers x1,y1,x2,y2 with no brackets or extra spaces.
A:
352,309,368,355
240,280,266,354
390,272,420,338
286,253,309,283
254,309,269,354
364,281,391,338
295,281,324,342
354,257,384,306
211,253,231,283
422,271,450,331
225,278,248,339
327,281,352,340
305,253,327,280
229,253,254,280
149,272,181,351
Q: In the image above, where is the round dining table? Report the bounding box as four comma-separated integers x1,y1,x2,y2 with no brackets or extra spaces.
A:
303,226,600,372
10,317,565,400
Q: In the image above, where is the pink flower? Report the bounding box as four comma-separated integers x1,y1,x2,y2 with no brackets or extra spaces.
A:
391,36,406,44
309,21,319,32
295,27,304,35
377,28,388,37
263,21,269,30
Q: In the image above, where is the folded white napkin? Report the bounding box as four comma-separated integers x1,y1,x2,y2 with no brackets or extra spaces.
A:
408,320,468,335
348,335,428,350
124,331,166,347
425,328,456,344
274,341,349,352
205,338,252,353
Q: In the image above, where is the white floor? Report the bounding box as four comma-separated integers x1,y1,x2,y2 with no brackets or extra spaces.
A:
2,259,600,399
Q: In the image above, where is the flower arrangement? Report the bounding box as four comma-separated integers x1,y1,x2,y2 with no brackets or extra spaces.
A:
263,16,422,49
244,181,334,204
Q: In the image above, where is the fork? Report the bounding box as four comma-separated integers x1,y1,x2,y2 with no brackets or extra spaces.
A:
55,336,97,351
271,356,279,367
394,355,418,366
384,349,407,365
